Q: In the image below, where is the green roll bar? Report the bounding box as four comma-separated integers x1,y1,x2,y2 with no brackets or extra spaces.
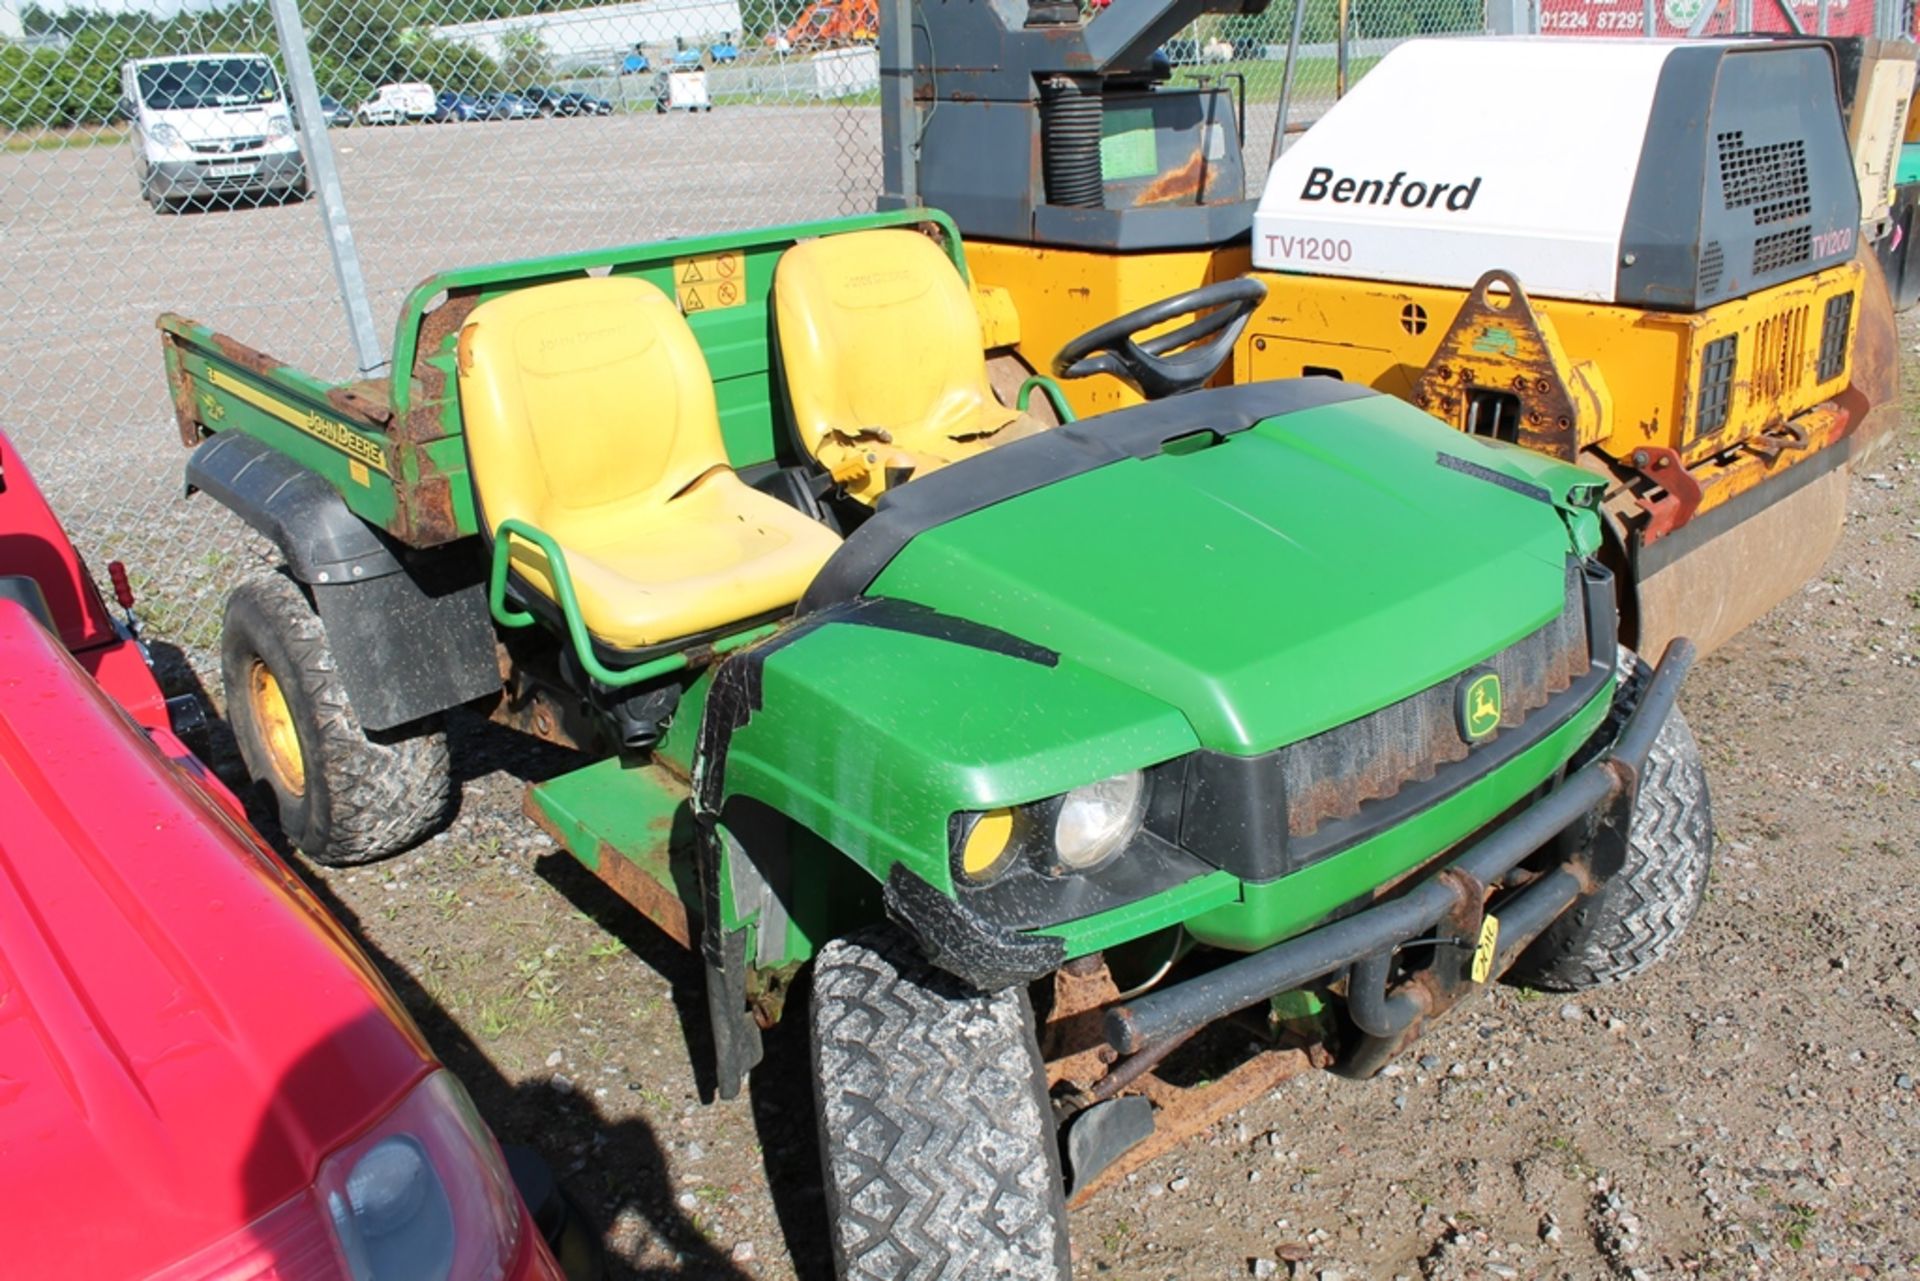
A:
487,518,776,688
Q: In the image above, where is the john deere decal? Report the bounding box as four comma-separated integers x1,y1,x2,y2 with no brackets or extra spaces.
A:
1459,670,1502,742
206,366,390,475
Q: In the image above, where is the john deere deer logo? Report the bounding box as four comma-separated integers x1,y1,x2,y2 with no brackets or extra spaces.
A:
1460,671,1502,742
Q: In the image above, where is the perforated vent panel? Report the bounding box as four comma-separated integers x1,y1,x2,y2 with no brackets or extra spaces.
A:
1617,46,1857,310
1718,131,1810,212
1698,241,1724,296
1753,195,1814,224
1754,225,1811,274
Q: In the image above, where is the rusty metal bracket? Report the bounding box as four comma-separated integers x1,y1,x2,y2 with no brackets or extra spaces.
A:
1743,420,1811,462
1063,1044,1326,1209
160,332,202,448
1626,445,1704,544
1411,269,1607,459
1042,957,1125,1091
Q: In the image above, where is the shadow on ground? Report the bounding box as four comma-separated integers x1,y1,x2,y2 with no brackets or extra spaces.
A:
231,709,835,1279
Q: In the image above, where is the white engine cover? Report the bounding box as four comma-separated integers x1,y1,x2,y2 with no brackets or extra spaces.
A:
1254,38,1793,302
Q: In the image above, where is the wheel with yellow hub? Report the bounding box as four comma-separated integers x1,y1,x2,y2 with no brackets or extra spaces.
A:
1505,647,1713,991
220,571,451,865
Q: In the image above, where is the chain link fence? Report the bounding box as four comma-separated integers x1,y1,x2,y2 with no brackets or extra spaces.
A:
0,0,899,666
22,0,1862,670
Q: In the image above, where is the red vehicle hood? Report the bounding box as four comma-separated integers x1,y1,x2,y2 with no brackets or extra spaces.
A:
0,601,433,1279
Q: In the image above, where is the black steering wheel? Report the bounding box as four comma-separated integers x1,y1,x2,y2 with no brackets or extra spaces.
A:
1052,278,1268,400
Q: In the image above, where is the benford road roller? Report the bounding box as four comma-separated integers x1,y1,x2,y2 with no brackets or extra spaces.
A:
887,8,1884,656
1236,36,1869,656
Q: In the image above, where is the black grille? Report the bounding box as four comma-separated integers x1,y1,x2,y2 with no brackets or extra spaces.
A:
1817,291,1854,383
1698,241,1724,297
1717,131,1810,214
1696,334,1737,437
1754,225,1811,274
1278,561,1591,842
188,137,267,154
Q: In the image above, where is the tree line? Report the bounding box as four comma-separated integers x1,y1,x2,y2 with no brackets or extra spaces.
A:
3,0,1487,131
2,0,812,129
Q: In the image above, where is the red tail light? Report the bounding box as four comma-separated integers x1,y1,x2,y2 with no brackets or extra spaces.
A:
108,560,136,609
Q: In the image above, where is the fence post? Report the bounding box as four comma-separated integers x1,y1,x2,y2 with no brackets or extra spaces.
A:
878,0,916,210
1270,0,1308,163
266,0,389,377
1488,0,1535,35
1687,0,1721,37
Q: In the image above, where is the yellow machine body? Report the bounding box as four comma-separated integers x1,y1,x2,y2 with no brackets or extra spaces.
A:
1237,263,1859,490
964,239,1250,418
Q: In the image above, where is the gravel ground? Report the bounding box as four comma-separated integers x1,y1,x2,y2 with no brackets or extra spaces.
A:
166,334,1918,1281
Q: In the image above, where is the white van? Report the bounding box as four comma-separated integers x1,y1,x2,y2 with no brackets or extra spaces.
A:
355,83,436,126
121,54,307,210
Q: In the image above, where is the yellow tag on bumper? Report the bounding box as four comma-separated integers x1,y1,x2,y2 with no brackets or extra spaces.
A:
1471,914,1500,985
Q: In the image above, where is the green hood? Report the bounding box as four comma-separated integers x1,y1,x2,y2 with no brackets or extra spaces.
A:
870,395,1584,755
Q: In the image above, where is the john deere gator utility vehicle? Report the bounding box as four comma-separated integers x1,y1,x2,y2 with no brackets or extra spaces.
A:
159,211,1712,1279
888,1,1889,658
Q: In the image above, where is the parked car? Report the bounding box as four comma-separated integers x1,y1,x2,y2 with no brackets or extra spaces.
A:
655,66,713,112
520,85,614,116
0,428,578,1281
670,48,704,69
292,92,354,131
434,89,488,122
316,92,353,127
708,40,740,64
357,81,436,125
120,54,306,211
479,89,540,120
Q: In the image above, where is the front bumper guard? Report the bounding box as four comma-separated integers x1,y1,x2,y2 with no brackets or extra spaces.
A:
149,151,305,198
1104,639,1696,1059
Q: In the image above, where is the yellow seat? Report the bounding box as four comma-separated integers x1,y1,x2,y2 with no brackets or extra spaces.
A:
773,228,1046,504
457,276,840,652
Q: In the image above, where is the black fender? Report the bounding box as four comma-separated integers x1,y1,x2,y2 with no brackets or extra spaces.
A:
188,432,499,731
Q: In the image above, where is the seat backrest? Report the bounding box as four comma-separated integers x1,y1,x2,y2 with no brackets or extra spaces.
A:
456,276,727,538
773,228,999,460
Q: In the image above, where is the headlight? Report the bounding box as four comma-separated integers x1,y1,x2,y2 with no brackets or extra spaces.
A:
1053,770,1145,871
148,1071,524,1280
147,122,181,147
266,113,293,139
950,769,1150,888
317,1071,521,1281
